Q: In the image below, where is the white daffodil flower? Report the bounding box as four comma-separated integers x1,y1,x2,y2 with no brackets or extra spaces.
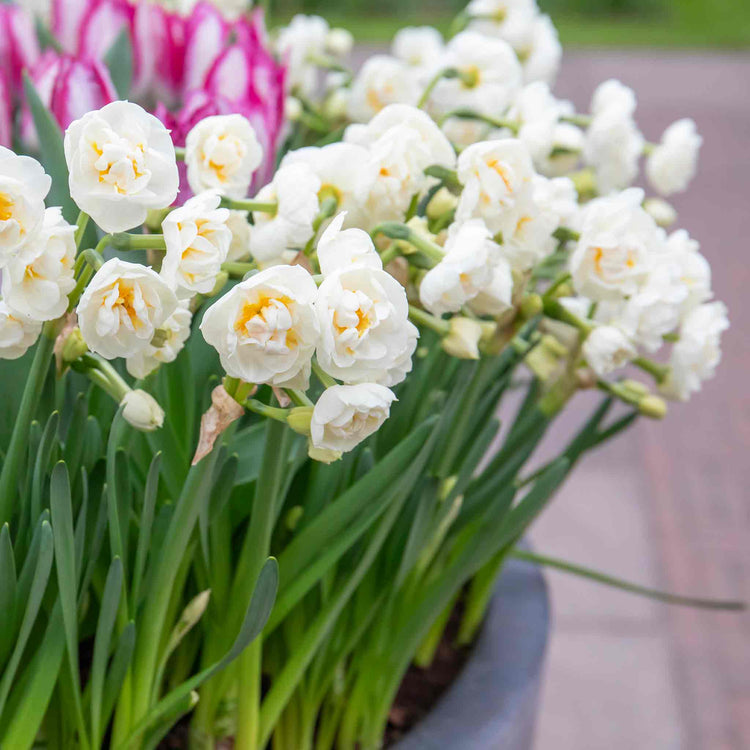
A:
392,26,444,70
315,262,418,387
419,219,507,316
249,162,321,268
583,325,637,377
1,207,76,322
185,114,263,200
64,101,179,234
281,142,375,228
662,302,729,401
316,213,382,278
310,383,396,453
0,147,51,267
275,15,330,97
456,138,537,238
77,258,179,359
161,191,232,297
200,264,320,389
126,300,192,379
570,189,661,302
347,55,421,123
0,300,42,359
646,118,702,197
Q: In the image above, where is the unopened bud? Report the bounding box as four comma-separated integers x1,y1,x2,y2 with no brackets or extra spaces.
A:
643,197,677,228
639,395,668,420
284,96,303,122
323,88,349,120
426,187,458,220
121,390,164,432
288,406,314,436
443,317,482,360
520,293,543,320
622,379,650,398
61,327,88,364
325,28,353,57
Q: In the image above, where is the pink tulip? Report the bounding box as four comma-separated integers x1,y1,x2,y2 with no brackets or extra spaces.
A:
23,51,117,144
0,3,41,94
0,76,12,148
182,1,232,96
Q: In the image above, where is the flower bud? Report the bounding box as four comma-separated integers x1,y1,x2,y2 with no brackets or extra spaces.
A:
519,293,543,320
121,390,165,432
285,96,303,122
643,197,677,228
622,379,650,398
60,327,88,364
288,406,314,436
639,395,668,420
323,88,349,120
426,187,458,220
325,28,353,57
442,317,482,360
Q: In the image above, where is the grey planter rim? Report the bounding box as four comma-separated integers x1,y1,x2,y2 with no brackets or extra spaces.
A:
393,556,550,750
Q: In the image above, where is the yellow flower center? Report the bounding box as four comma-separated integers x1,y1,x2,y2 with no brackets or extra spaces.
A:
0,192,14,223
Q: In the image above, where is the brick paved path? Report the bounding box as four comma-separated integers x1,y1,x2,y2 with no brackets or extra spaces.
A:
533,51,750,750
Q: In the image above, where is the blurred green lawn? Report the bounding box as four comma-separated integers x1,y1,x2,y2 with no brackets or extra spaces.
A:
273,0,750,47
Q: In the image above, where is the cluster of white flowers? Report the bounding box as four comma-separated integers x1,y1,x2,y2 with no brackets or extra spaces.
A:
0,0,728,452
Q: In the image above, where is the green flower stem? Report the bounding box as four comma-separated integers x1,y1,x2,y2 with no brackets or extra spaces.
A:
110,233,167,252
437,108,519,133
0,321,59,527
456,549,508,645
511,549,746,611
560,114,592,128
312,360,337,389
222,261,257,278
74,211,90,248
542,297,593,334
174,146,186,161
220,197,278,214
371,222,444,264
244,399,291,423
633,356,670,384
542,271,573,301
379,246,401,266
74,354,131,403
408,305,451,336
417,67,472,109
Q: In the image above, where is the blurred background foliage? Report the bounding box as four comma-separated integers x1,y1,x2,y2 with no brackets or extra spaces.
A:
271,0,750,47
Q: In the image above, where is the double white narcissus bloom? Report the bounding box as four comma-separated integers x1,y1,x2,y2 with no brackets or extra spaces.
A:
161,191,232,297
77,258,179,359
646,118,702,197
0,147,52,267
281,142,375,228
200,264,320,389
64,101,179,234
346,55,420,123
392,26,444,70
584,79,644,194
249,162,321,268
419,220,512,316
662,302,729,402
126,300,192,379
185,114,263,200
344,105,456,227
310,383,396,453
456,138,536,239
0,300,42,359
569,189,661,303
1,208,77,322
582,325,636,377
315,216,418,387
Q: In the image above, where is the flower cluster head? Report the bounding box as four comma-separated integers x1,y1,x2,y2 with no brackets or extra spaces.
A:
0,0,728,449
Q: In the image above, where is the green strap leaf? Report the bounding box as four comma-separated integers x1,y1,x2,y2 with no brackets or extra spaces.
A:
511,549,746,611
0,520,54,723
117,558,278,750
104,28,133,99
131,452,161,610
0,524,17,666
90,557,123,747
100,622,136,734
